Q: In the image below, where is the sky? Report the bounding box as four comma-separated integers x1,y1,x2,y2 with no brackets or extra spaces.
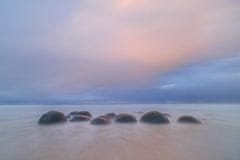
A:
0,0,240,104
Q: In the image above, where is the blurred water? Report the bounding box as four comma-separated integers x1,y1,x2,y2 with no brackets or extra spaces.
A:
0,104,239,160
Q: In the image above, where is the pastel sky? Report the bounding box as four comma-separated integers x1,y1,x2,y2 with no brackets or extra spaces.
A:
0,0,240,104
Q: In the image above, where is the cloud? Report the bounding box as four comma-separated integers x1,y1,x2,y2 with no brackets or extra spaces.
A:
93,56,240,103
41,0,240,86
0,0,240,103
160,84,177,90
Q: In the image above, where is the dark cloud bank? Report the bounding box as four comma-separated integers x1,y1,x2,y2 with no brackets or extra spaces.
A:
1,56,240,104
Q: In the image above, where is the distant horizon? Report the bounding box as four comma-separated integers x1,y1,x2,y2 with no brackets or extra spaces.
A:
1,101,240,106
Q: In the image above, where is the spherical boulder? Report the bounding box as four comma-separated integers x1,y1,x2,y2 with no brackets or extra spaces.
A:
67,111,92,118
163,113,171,117
38,111,67,125
140,111,170,124
105,113,117,119
115,113,137,123
70,115,91,122
91,116,111,125
99,115,112,120
178,115,201,124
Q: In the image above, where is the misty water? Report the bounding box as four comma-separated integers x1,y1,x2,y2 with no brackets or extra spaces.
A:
0,104,239,160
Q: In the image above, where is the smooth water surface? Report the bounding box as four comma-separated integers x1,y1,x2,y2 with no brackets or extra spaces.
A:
0,104,239,160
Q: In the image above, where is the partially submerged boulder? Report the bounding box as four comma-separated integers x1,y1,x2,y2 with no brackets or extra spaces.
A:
163,113,171,117
91,116,111,125
115,113,137,123
99,115,112,120
178,115,201,124
70,115,91,122
105,113,117,119
38,111,67,125
67,111,92,118
140,111,170,124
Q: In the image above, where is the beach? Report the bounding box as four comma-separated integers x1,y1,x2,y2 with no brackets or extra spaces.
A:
0,104,239,160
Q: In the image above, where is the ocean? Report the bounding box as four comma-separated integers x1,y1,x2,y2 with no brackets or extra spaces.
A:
0,104,239,160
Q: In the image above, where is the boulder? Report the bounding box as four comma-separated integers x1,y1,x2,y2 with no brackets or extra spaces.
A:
163,113,171,117
99,115,112,120
91,116,111,125
38,111,67,125
70,115,91,122
115,113,137,123
178,115,201,124
105,113,117,119
67,111,92,118
140,111,170,124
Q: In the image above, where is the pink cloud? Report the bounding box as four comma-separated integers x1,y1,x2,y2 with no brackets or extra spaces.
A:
40,0,240,89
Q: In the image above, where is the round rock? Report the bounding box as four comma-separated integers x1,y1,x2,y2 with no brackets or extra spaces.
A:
91,116,111,125
140,111,170,124
67,111,92,118
115,113,137,123
99,115,112,120
163,113,171,117
38,111,67,125
70,115,91,122
105,113,117,119
178,115,201,124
